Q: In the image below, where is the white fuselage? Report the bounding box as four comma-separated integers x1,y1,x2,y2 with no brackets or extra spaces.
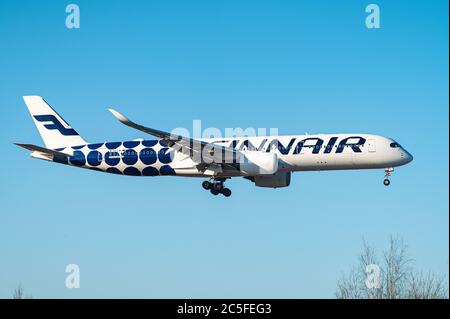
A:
19,96,414,194
204,133,412,171
37,133,413,178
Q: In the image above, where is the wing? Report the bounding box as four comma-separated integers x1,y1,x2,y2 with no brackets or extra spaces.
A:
108,108,242,165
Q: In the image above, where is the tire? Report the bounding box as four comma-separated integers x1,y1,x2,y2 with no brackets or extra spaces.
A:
383,179,390,186
213,182,223,191
210,188,219,195
202,181,211,190
221,188,232,197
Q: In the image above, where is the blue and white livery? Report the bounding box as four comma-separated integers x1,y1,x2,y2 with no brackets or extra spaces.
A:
16,96,413,197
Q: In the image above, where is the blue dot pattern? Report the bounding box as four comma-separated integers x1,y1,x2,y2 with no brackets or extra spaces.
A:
105,151,120,166
106,167,122,175
142,140,158,147
105,142,121,149
142,166,159,176
158,148,173,164
87,151,102,166
69,151,86,166
160,165,176,175
56,140,176,176
123,141,140,148
122,149,138,165
139,148,157,165
88,143,103,150
124,167,141,176
53,155,68,164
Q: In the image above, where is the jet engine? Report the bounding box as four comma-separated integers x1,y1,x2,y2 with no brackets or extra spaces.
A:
238,151,278,176
253,172,291,188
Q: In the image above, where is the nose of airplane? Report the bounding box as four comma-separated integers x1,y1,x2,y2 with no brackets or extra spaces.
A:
407,151,413,163
403,150,414,164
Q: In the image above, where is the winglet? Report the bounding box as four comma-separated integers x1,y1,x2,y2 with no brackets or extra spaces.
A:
107,108,172,140
108,108,129,124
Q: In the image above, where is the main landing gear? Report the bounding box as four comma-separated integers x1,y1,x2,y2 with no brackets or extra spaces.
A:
202,179,232,197
383,167,394,186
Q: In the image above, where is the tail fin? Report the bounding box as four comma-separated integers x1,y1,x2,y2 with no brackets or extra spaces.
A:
22,96,87,149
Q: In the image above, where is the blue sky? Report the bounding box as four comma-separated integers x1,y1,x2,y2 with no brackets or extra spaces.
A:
0,0,448,298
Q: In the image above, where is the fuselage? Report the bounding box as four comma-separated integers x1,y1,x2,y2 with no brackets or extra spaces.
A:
19,96,415,196
37,134,413,178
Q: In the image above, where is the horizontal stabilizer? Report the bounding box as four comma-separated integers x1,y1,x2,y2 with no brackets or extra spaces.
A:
15,143,73,157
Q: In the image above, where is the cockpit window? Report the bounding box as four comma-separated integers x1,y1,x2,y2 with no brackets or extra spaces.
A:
390,142,401,148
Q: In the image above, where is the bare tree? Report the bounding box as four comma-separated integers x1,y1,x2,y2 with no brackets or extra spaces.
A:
13,284,25,299
12,284,32,299
382,236,412,299
407,272,448,299
336,265,364,299
336,236,448,299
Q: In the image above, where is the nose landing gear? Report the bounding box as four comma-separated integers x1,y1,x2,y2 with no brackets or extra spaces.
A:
383,168,394,186
202,179,232,197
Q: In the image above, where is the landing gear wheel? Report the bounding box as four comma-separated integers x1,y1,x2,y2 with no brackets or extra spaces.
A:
221,188,232,197
206,178,229,196
202,181,212,190
383,168,393,187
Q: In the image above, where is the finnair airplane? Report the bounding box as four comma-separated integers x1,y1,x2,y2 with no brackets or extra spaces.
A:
17,96,413,197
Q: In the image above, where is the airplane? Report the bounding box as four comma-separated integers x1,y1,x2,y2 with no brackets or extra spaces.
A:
16,96,413,197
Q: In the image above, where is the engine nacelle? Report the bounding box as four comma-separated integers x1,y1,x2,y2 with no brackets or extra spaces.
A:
253,172,291,188
239,151,278,176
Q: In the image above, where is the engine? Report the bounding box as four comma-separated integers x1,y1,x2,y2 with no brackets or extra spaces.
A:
252,172,291,188
238,151,278,176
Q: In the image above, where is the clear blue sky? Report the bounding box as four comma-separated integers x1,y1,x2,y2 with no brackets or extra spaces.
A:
0,0,448,298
